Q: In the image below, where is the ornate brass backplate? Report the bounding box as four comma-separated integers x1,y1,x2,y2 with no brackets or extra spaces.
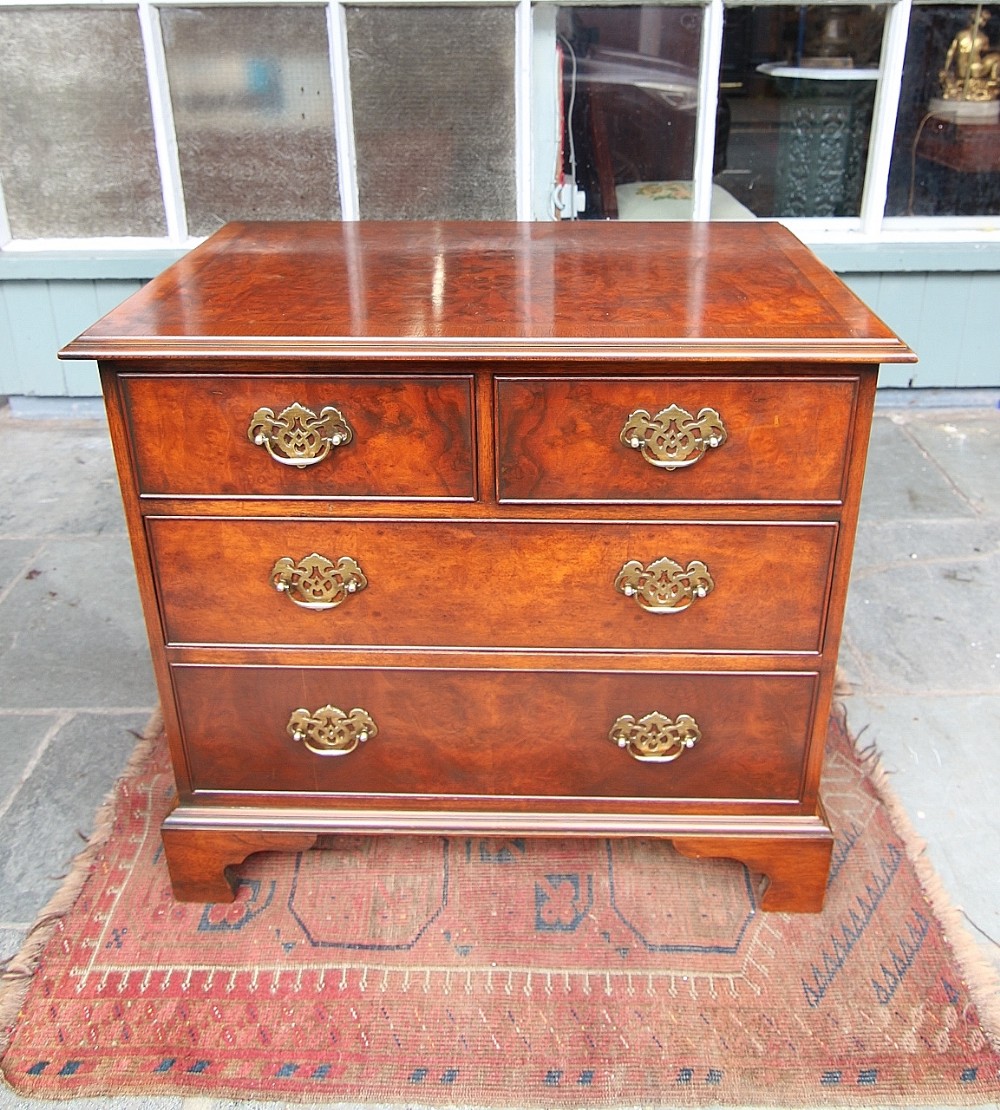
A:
620,405,726,470
615,556,713,614
609,711,701,762
248,402,353,468
271,553,367,610
287,705,377,757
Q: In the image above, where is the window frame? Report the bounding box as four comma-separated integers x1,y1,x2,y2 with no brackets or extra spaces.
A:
1,0,999,251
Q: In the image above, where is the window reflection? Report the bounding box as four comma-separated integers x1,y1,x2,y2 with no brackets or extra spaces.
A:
0,7,163,237
887,3,1000,216
348,6,517,220
557,6,707,219
556,4,886,221
161,6,340,236
716,6,884,218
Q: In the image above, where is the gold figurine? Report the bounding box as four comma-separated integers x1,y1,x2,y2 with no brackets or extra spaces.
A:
940,8,1000,102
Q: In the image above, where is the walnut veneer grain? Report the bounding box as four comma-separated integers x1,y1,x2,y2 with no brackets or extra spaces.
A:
61,220,915,911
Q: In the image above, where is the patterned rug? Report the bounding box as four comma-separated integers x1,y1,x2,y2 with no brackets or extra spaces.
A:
1,710,998,1107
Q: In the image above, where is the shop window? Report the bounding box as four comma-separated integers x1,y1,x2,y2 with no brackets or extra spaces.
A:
554,5,705,219
886,2,1000,217
716,5,885,218
0,7,164,238
347,5,517,220
3,0,1000,246
161,6,341,236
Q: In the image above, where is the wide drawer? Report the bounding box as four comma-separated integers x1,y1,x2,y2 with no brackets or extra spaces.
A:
171,664,817,803
120,373,476,499
495,375,859,503
149,517,837,653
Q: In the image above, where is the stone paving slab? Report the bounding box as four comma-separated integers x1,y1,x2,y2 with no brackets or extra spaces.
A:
842,692,1000,977
0,1090,183,1110
0,715,54,812
0,711,151,922
859,417,979,522
0,927,28,966
844,543,1000,694
0,418,125,538
850,517,1000,572
904,409,1000,517
0,542,43,597
0,538,155,709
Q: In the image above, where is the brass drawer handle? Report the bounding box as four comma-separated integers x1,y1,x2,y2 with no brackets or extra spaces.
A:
621,405,726,470
615,557,713,614
271,553,367,611
610,711,701,762
248,402,353,468
288,705,377,757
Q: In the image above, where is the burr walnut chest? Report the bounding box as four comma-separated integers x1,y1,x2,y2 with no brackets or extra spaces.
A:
61,220,914,911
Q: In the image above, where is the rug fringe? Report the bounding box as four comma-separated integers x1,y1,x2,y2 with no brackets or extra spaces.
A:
840,702,1000,1052
5,707,999,1102
0,708,163,1060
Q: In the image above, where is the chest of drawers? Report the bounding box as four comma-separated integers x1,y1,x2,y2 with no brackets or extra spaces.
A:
61,220,914,912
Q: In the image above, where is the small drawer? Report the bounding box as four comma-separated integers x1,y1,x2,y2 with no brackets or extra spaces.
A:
496,375,859,504
121,373,476,500
149,517,837,653
172,664,816,804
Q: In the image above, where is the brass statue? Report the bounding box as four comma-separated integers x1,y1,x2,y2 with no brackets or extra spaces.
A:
940,9,1000,102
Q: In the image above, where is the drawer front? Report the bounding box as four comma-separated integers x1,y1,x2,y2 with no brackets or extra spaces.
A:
150,517,836,653
496,376,858,503
172,665,816,803
121,373,476,499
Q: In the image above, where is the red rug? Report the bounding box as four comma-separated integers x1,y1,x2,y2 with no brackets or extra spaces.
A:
1,710,998,1106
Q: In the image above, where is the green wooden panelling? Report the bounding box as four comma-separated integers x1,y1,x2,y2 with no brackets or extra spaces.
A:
0,277,142,398
0,250,183,281
0,280,21,395
908,273,973,389
841,272,925,388
1,280,65,396
876,273,934,389
0,270,996,397
65,279,142,395
838,271,996,389
955,271,1000,388
48,279,103,396
816,241,1000,274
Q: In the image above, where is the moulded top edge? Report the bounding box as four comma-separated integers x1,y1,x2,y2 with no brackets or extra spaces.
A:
59,334,917,364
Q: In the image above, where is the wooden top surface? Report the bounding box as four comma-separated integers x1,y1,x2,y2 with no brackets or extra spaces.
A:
61,221,915,364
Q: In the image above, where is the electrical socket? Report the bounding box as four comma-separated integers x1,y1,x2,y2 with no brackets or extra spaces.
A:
553,182,586,219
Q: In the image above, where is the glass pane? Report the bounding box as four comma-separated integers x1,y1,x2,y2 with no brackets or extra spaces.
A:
555,6,704,219
0,7,164,238
717,5,885,217
161,7,340,236
347,6,517,220
887,3,1000,217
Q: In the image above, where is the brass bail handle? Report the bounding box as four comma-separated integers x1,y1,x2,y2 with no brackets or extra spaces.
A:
609,711,701,762
287,705,377,757
621,404,726,470
248,402,353,468
615,556,713,614
271,553,367,611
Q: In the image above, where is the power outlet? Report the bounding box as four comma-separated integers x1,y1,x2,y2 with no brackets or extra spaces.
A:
553,182,586,219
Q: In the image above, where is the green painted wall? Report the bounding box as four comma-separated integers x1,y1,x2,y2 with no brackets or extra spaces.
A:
1,277,144,398
839,271,1000,389
0,245,996,397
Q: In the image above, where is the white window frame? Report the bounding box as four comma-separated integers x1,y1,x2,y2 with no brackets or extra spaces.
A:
2,0,1000,252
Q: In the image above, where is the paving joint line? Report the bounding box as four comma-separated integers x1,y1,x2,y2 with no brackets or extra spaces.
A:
0,710,74,825
0,543,47,609
893,417,982,517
